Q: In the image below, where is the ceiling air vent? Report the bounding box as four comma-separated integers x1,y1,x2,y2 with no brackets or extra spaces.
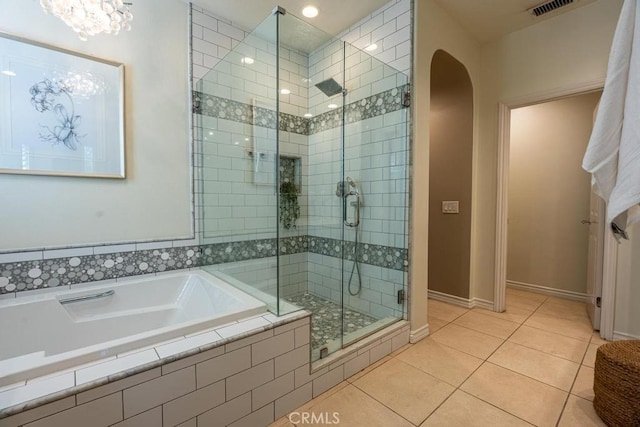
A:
531,0,574,17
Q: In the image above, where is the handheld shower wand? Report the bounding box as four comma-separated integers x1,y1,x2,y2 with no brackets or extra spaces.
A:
336,177,362,296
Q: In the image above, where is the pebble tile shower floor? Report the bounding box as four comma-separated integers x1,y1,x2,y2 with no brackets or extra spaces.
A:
286,292,378,351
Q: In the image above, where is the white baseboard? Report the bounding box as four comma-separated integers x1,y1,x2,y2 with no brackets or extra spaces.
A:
428,290,495,311
506,281,588,303
473,298,494,311
613,331,640,341
410,324,430,343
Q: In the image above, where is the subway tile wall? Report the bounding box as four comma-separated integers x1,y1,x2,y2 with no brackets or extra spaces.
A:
0,317,410,427
0,0,411,300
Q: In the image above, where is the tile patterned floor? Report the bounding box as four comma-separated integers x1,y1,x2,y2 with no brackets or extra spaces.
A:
272,288,608,426
286,292,378,351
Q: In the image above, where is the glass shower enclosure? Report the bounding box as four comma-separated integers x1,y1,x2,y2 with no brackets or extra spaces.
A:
194,6,409,361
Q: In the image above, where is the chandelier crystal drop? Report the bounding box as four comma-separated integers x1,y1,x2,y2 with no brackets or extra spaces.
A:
40,0,133,41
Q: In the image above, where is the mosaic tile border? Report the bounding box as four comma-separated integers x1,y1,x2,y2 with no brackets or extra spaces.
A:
192,92,308,135
192,84,409,136
309,84,409,135
0,236,406,295
307,236,408,271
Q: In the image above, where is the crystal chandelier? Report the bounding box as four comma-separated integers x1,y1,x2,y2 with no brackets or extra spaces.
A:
40,0,133,41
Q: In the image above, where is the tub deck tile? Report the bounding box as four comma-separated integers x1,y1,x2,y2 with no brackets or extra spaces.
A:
0,373,74,413
76,350,158,386
0,311,312,419
156,330,222,359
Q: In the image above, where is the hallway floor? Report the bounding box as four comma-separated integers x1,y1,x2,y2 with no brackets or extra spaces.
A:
271,288,607,426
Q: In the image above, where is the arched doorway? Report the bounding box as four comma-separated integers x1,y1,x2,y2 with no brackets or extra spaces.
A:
428,50,474,301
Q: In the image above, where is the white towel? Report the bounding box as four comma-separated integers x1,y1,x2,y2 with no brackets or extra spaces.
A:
583,0,640,235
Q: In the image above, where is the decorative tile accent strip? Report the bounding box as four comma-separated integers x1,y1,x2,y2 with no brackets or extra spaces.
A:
307,235,408,271
192,92,307,134
309,84,409,135
192,84,409,136
0,235,406,295
0,246,202,293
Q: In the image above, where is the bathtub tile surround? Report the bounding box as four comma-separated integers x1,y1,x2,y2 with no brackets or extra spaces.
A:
0,310,310,420
0,236,406,296
0,312,409,427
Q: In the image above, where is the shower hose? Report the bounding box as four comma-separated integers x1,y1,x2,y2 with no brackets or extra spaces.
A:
348,225,362,296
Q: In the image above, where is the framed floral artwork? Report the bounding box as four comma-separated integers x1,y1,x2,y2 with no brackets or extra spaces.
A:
0,33,125,178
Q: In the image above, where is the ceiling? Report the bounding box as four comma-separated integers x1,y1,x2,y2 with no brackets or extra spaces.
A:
433,0,597,43
191,0,598,49
192,0,390,36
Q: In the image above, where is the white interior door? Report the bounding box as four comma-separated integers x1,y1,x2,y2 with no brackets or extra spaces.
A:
586,99,604,330
585,191,605,329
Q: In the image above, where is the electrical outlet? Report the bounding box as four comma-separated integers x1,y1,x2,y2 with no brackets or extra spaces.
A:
442,201,459,214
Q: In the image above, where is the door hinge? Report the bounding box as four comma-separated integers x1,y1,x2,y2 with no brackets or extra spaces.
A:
596,297,601,308
397,289,406,304
402,90,411,108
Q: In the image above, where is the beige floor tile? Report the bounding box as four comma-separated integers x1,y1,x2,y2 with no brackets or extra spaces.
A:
421,390,532,427
430,324,504,359
453,311,520,339
590,332,609,346
508,325,589,363
428,317,448,333
390,343,412,358
583,343,602,368
293,382,349,413
488,341,579,391
545,296,589,311
269,417,295,427
506,288,547,302
473,306,533,324
558,395,606,427
536,300,590,322
461,363,567,427
572,365,595,401
427,299,468,322
506,292,546,311
397,337,483,387
353,358,454,425
346,356,392,383
303,383,413,427
523,313,594,341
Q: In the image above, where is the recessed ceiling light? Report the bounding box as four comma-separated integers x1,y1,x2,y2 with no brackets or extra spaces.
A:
304,113,313,118
1,70,16,77
280,88,291,95
241,57,254,64
302,6,319,18
365,43,378,52
327,103,338,109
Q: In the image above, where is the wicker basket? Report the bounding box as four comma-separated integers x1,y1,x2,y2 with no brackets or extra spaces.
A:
593,340,640,426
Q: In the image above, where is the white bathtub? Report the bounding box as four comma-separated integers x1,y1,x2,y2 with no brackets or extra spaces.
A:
0,270,266,387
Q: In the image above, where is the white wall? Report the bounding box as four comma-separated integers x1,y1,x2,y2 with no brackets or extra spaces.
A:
473,0,624,301
614,224,640,339
0,0,192,251
412,0,480,338
508,92,600,294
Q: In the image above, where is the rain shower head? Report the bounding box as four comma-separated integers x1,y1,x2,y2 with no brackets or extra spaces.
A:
315,78,343,97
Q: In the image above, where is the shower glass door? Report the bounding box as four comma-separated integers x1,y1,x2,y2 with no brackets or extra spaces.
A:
278,12,409,359
195,7,407,355
340,43,408,348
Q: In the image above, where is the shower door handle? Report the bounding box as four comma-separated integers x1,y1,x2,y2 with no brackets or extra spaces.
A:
344,193,360,228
